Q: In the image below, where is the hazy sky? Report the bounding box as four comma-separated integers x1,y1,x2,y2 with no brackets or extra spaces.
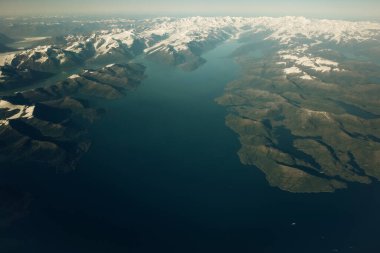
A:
0,0,379,19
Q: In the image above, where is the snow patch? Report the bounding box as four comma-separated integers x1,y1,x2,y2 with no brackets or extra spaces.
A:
35,56,49,63
279,50,341,73
0,100,35,126
300,74,314,80
284,66,302,74
0,52,16,66
68,74,80,79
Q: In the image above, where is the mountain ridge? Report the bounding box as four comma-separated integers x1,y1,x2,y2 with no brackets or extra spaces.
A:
1,16,380,88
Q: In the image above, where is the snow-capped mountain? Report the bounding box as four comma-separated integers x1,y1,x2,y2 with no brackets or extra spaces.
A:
8,45,83,72
65,29,145,62
1,16,379,88
137,16,380,56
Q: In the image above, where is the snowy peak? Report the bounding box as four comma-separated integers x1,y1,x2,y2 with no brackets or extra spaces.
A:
1,45,82,73
139,16,380,53
252,16,380,44
3,16,380,66
1,16,380,86
65,29,139,58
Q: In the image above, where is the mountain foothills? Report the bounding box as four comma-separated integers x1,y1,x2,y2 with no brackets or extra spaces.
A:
0,16,380,193
0,63,145,170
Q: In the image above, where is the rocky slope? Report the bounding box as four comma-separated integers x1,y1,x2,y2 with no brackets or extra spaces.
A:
0,63,145,171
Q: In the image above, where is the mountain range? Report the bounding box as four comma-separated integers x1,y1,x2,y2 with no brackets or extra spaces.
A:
1,16,380,89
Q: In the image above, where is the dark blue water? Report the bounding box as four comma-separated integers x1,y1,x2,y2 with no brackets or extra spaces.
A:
1,42,380,253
